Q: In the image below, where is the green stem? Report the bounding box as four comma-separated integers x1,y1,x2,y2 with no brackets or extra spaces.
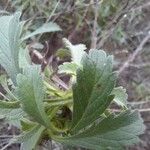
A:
44,95,72,102
0,100,20,109
44,99,72,109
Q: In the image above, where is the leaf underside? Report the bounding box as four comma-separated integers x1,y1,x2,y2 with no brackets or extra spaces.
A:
0,12,22,84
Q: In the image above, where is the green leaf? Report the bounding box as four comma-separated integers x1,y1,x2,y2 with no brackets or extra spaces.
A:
21,118,37,131
58,62,78,75
0,108,24,127
22,22,62,40
55,50,144,149
57,110,144,150
0,100,20,109
20,125,45,150
111,86,128,108
71,49,116,133
0,75,19,100
16,65,50,127
63,38,86,65
56,48,71,59
0,12,22,85
19,47,31,68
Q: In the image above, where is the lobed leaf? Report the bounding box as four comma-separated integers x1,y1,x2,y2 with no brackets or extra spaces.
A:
55,49,145,150
16,65,50,127
71,49,116,133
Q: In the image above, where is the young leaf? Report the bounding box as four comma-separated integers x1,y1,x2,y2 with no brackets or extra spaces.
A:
0,12,22,85
22,22,62,40
57,110,144,150
111,86,128,108
16,65,50,127
56,48,71,59
58,62,78,75
63,38,86,65
71,49,116,133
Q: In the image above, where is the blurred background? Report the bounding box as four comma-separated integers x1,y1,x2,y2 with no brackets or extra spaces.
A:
0,0,150,149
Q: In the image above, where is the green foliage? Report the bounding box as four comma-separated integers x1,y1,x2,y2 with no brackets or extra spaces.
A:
17,125,45,150
58,62,78,75
0,13,145,150
70,50,116,132
0,12,22,84
16,66,50,127
58,38,86,76
0,108,24,127
111,87,128,108
55,50,145,150
19,47,31,68
63,38,86,65
22,22,62,40
56,48,71,59
58,111,144,150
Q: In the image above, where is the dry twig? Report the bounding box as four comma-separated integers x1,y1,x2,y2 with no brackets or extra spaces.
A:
118,33,150,75
90,0,99,49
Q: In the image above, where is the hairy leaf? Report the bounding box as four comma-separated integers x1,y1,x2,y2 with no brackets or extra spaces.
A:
63,38,86,65
58,62,78,75
71,49,116,133
0,12,22,84
0,108,24,127
16,65,50,127
55,50,145,149
19,48,31,68
22,22,61,40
